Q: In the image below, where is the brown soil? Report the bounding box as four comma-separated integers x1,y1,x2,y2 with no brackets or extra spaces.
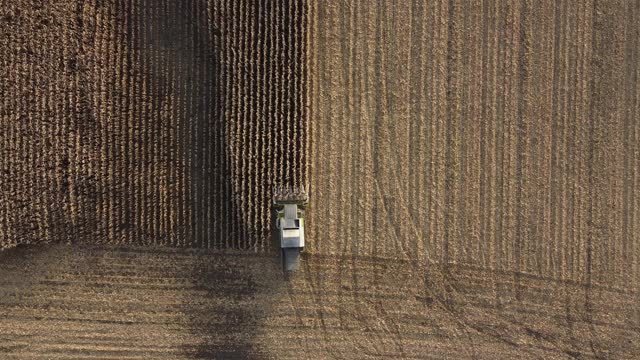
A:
1,0,639,359
1,244,638,359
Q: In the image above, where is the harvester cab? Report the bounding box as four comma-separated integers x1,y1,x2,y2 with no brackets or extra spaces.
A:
273,185,308,273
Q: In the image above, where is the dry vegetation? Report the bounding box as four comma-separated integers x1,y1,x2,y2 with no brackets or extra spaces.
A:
0,0,308,250
1,0,639,359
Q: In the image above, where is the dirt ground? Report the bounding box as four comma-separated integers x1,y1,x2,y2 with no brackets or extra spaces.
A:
1,0,640,359
1,244,638,359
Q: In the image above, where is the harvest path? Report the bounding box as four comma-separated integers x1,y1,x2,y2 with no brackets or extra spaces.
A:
308,0,640,315
305,0,640,357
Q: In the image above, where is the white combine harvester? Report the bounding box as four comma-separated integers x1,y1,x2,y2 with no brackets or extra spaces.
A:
273,185,308,273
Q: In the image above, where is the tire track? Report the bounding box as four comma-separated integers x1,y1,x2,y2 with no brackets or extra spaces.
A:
444,0,457,271
586,0,601,356
622,0,636,289
515,0,529,301
633,1,640,326
567,1,579,283
549,0,562,280
483,0,499,281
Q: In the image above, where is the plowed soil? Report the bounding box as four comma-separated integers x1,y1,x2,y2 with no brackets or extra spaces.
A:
1,0,640,359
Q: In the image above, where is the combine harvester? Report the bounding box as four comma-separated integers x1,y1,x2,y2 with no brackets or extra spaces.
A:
273,185,308,273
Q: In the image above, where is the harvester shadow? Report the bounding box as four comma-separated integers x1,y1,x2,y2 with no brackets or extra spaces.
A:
139,1,288,357
181,252,285,359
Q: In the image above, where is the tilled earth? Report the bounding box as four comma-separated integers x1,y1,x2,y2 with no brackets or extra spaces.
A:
1,244,639,359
